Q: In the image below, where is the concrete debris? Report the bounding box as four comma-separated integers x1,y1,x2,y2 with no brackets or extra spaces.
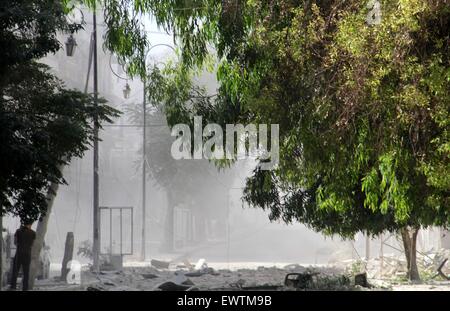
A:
229,278,246,289
241,284,282,291
173,272,195,286
151,259,171,269
182,259,195,270
184,271,204,277
157,281,192,291
66,262,429,291
342,248,450,281
177,258,219,277
153,272,196,291
194,258,207,271
284,269,352,290
103,281,115,286
283,264,306,272
99,270,122,275
141,273,159,280
354,273,369,288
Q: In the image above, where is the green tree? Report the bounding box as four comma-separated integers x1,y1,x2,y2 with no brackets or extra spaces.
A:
0,0,119,223
74,0,449,281
0,0,119,288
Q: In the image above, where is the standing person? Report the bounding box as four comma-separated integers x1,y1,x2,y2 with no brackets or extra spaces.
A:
9,221,36,291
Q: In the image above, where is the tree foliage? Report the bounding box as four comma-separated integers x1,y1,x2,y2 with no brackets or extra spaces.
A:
0,0,119,222
90,0,449,233
102,0,449,238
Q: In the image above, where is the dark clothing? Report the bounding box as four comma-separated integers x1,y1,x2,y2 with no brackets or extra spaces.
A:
15,227,36,256
10,254,31,290
10,227,35,290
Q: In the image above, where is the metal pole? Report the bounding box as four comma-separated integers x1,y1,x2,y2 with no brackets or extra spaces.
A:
131,208,134,254
109,209,112,256
365,234,370,261
120,209,123,255
92,9,100,273
141,80,147,261
227,191,230,270
379,233,384,278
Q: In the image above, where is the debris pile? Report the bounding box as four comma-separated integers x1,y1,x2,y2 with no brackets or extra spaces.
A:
342,248,450,281
282,268,367,290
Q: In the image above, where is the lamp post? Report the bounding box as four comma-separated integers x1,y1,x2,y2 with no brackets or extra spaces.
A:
123,82,131,99
109,55,132,100
65,34,77,57
65,9,83,57
92,8,100,273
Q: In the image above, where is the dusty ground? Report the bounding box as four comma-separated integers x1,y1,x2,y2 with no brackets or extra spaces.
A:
390,282,450,291
31,262,450,291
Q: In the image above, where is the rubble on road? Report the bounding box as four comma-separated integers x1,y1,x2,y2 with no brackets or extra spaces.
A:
151,259,171,269
157,281,193,291
341,248,450,281
51,250,450,292
33,259,449,291
175,258,220,277
283,269,354,290
354,273,369,287
141,273,158,279
156,271,196,291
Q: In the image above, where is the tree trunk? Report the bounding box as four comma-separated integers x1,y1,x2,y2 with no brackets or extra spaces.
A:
401,227,420,281
28,175,62,290
60,232,74,282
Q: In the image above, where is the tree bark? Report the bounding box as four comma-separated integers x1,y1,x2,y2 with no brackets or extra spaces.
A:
28,175,62,290
60,232,74,282
401,227,420,281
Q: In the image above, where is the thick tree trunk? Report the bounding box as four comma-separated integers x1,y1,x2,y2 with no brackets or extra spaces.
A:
28,176,61,290
401,227,420,281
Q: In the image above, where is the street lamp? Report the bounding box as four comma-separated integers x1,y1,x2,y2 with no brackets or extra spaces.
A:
65,34,77,57
123,81,131,99
65,8,84,58
109,55,132,100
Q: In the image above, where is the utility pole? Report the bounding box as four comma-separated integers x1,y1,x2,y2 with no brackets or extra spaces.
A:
227,192,230,271
141,79,147,261
365,235,370,261
92,9,100,273
379,233,384,278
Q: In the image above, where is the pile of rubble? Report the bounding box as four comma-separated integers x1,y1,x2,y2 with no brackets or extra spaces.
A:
341,248,450,281
81,258,374,291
